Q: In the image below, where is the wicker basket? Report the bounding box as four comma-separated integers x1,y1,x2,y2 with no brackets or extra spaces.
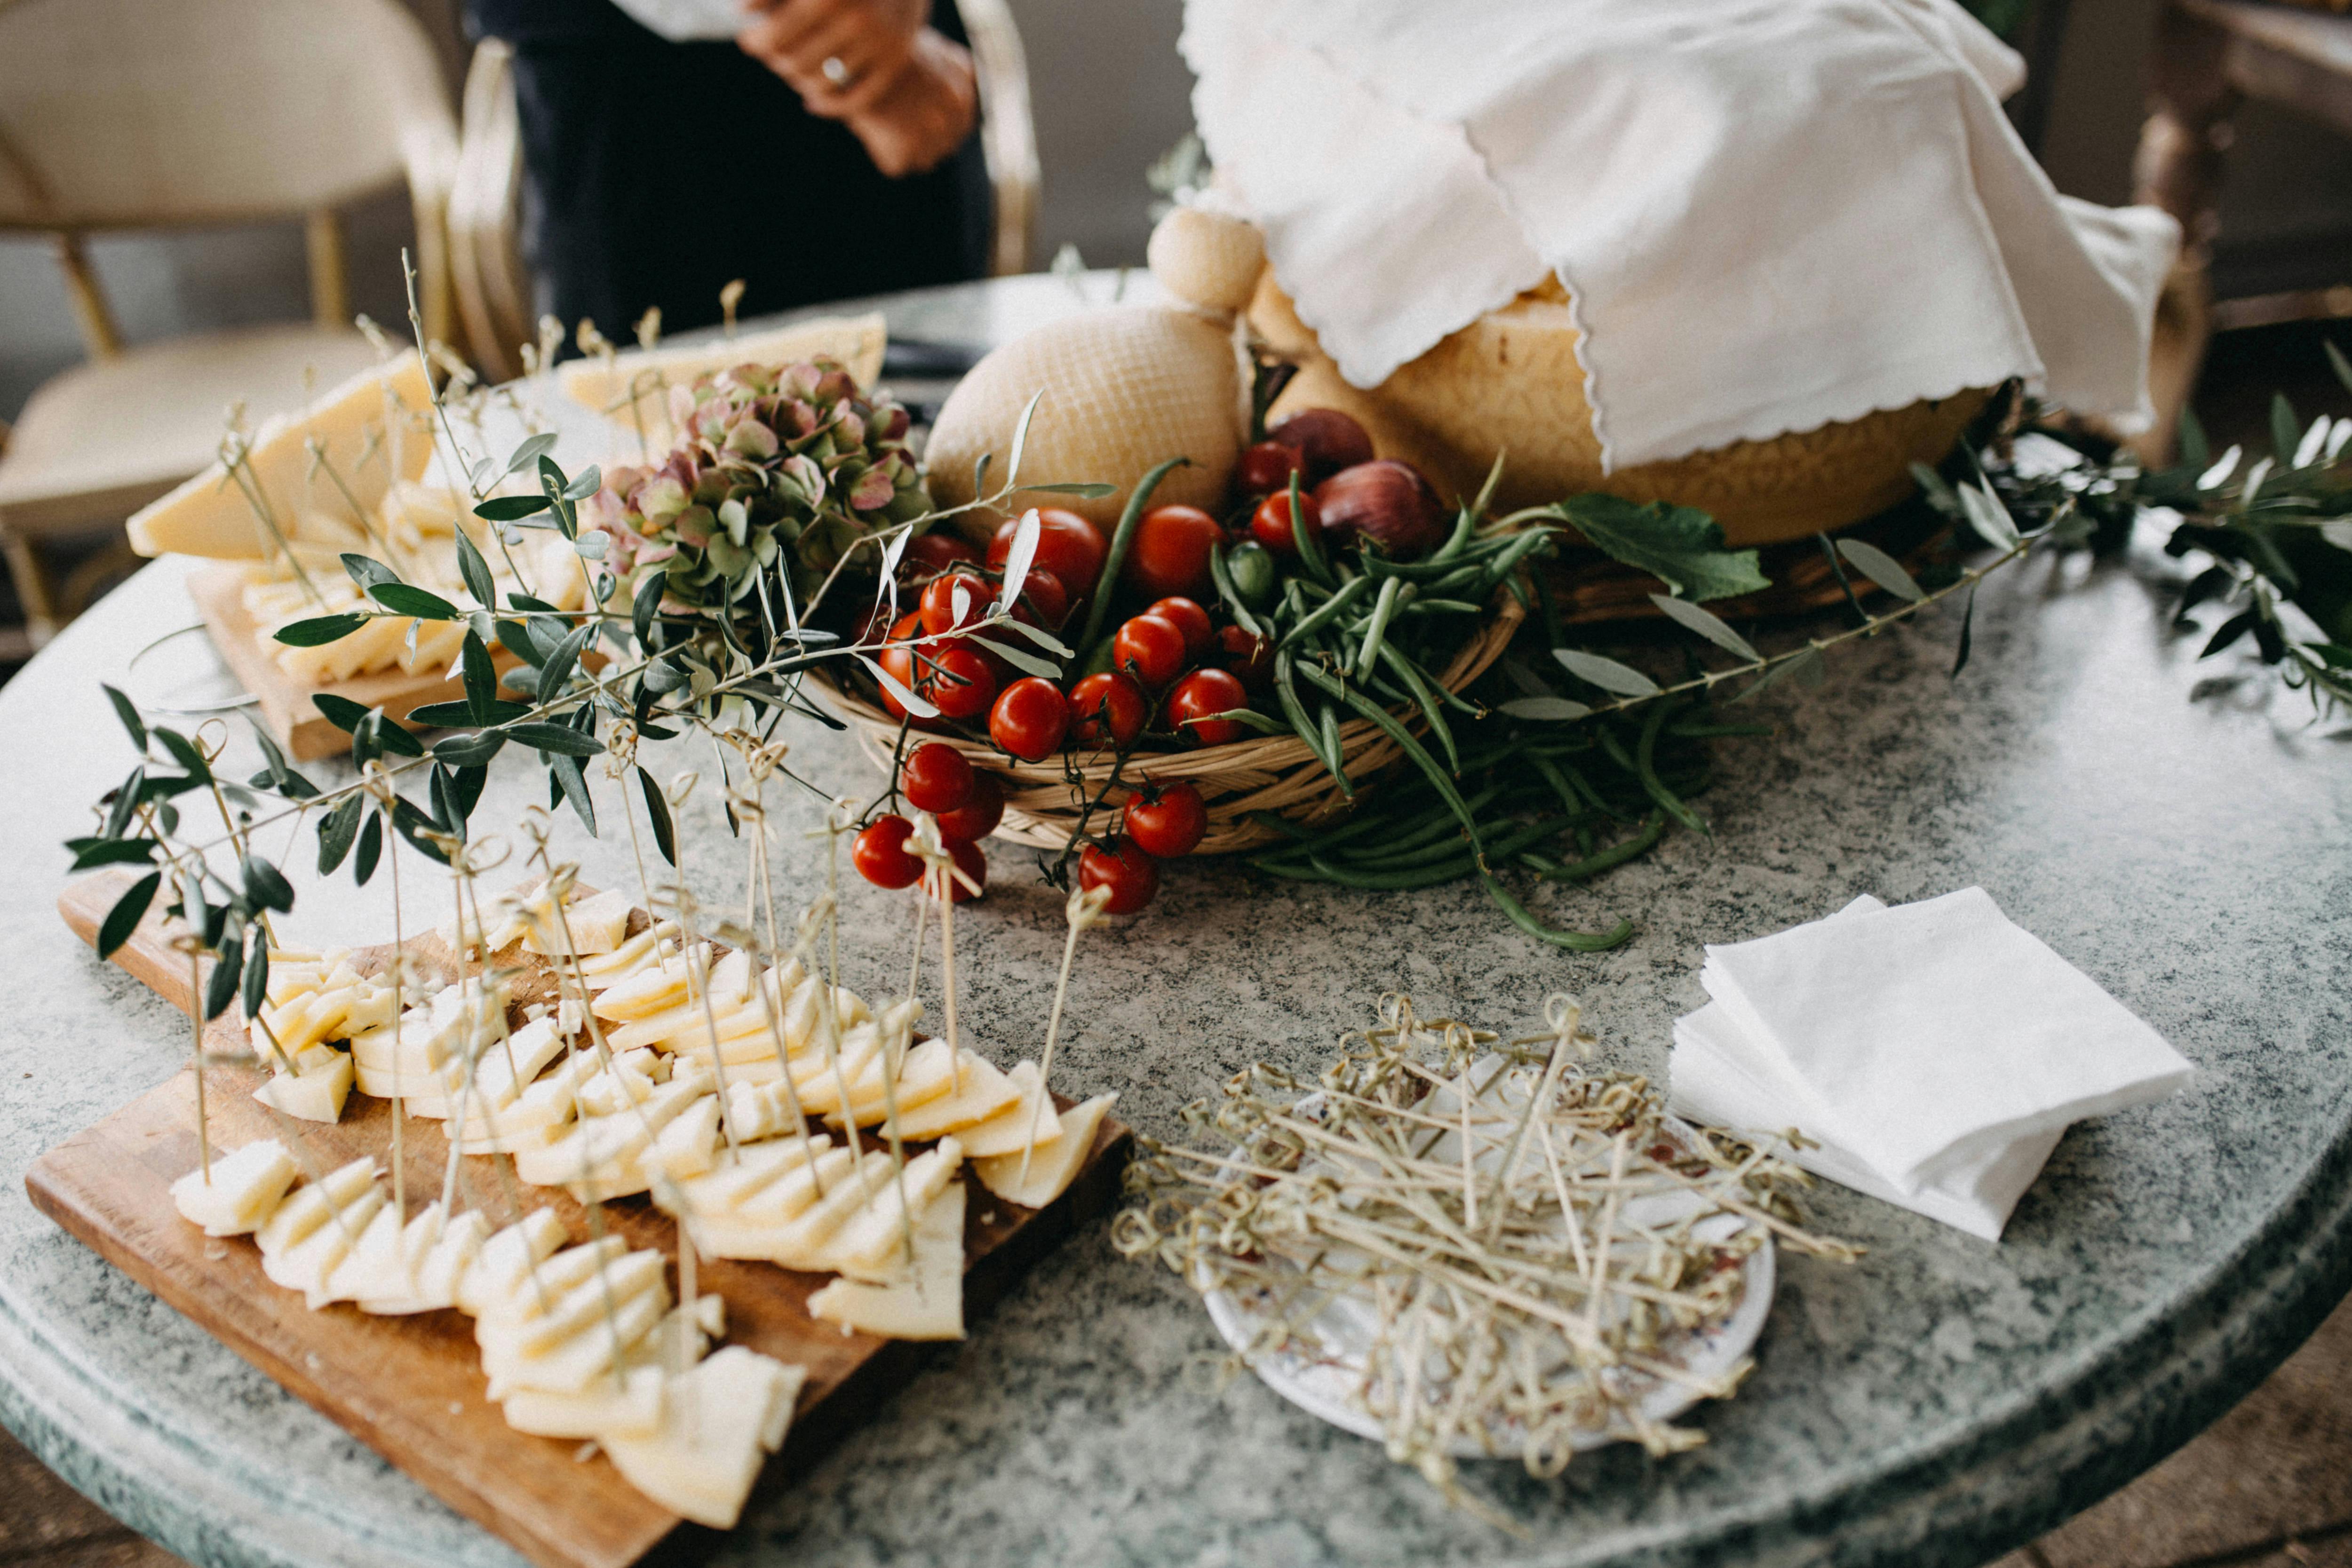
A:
816,595,1527,856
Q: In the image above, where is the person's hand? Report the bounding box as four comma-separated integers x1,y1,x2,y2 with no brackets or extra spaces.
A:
835,28,979,178
737,0,925,114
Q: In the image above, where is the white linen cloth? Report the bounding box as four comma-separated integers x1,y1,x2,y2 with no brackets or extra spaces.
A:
1180,0,2180,471
1666,891,2193,1241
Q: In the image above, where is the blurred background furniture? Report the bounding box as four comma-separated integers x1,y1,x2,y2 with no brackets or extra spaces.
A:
0,0,457,645
447,0,1038,380
2134,0,2352,460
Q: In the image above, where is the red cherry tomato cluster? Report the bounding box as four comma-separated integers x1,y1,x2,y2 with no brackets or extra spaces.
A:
851,738,1004,898
854,415,1444,916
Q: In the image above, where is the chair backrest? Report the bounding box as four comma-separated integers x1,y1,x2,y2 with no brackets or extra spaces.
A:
960,0,1041,277
0,0,455,232
449,39,534,381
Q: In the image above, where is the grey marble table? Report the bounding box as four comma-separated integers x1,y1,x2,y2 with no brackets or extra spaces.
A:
3,276,2350,1568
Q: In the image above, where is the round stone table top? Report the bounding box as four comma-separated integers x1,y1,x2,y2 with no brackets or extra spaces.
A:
2,275,2349,1568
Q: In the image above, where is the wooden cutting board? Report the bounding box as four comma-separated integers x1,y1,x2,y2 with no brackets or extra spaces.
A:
30,872,1133,1568
188,564,472,763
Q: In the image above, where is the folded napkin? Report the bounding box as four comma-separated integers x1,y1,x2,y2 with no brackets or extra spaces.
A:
1667,890,2193,1241
1180,0,2179,470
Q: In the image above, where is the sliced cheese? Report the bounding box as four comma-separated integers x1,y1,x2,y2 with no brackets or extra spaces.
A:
502,1363,665,1442
170,1139,298,1236
128,352,437,559
599,1345,808,1530
971,1092,1117,1210
952,1060,1065,1159
266,1183,386,1308
363,1205,490,1315
456,1208,570,1315
806,1179,966,1342
253,1045,354,1122
483,1285,667,1398
255,1157,377,1254
814,1142,964,1282
849,1045,1015,1137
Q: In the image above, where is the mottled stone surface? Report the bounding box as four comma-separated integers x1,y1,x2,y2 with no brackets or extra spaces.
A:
1,279,2348,1568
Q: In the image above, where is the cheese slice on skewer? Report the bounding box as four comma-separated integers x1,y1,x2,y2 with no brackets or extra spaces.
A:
862,1047,1020,1140
456,1209,570,1315
814,1141,964,1281
599,1345,809,1530
952,1060,1065,1159
127,352,437,559
170,1140,298,1236
521,887,634,957
363,1205,490,1315
255,1157,378,1255
484,1284,670,1398
253,1045,354,1123
971,1093,1119,1210
265,1182,387,1308
318,1195,416,1307
663,1134,834,1215
807,1178,966,1341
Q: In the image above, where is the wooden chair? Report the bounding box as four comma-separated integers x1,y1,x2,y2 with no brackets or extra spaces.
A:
446,0,1041,376
2133,0,2352,461
0,0,458,644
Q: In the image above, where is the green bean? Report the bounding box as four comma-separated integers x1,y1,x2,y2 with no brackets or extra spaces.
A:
1532,811,1668,881
1246,810,1313,841
1076,455,1187,654
1296,662,1481,858
1600,711,1707,835
1429,492,1485,565
1482,876,1635,952
1353,577,1408,683
1347,812,1574,872
1278,574,1375,651
1372,641,1462,769
1208,540,1263,640
1273,652,1343,786
1467,527,1557,596
1289,470,1336,588
1527,752,1589,818
1397,598,1486,618
1306,852,1478,889
1318,701,1347,796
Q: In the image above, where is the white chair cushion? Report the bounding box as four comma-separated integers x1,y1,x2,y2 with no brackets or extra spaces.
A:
0,323,383,535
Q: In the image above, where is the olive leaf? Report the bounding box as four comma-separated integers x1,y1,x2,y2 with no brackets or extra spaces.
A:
1835,539,1929,604
317,794,363,874
277,612,368,647
369,582,461,620
636,765,676,866
455,528,497,610
1646,593,1759,660
1554,648,1659,698
101,684,146,752
97,870,160,958
1501,696,1594,721
204,931,242,1020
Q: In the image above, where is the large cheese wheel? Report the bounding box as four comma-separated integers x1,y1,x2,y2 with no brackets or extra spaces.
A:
924,305,1244,539
1251,274,1986,546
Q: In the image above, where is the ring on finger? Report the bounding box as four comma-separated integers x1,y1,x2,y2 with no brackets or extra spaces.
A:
821,55,854,88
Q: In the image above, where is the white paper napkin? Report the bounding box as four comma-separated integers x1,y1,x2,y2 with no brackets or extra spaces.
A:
1180,0,2179,471
1667,890,2191,1240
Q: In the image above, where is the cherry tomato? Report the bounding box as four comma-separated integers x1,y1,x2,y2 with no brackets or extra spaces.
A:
1123,780,1208,859
1146,596,1216,660
1009,565,1071,632
901,741,974,815
878,627,922,722
1249,489,1323,557
989,676,1070,762
988,508,1107,600
926,836,987,904
919,570,991,638
1167,668,1249,746
933,771,1004,842
1079,837,1160,915
902,533,980,577
852,814,923,889
1112,613,1188,688
1217,623,1272,689
920,643,998,720
1123,506,1224,601
1068,671,1148,749
1238,439,1307,496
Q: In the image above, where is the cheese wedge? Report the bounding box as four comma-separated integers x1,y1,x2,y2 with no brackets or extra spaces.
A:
971,1092,1117,1210
952,1060,1065,1159
456,1209,570,1315
253,1045,354,1122
478,1235,631,1323
814,1142,964,1281
266,1183,386,1308
484,1285,668,1398
661,1134,834,1222
651,1095,723,1180
558,311,886,448
502,1363,665,1441
127,352,438,559
600,1345,808,1530
519,886,633,957
363,1205,491,1315
703,1146,899,1270
575,922,677,989
853,1046,1017,1138
807,1178,965,1341
318,1197,415,1307
477,1250,667,1361
170,1139,300,1236
255,1157,377,1255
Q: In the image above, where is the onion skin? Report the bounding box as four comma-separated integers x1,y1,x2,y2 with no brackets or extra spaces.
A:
1313,460,1447,558
1270,408,1375,483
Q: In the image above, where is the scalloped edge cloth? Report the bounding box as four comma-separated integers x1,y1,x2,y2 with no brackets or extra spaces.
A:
1180,0,2180,472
